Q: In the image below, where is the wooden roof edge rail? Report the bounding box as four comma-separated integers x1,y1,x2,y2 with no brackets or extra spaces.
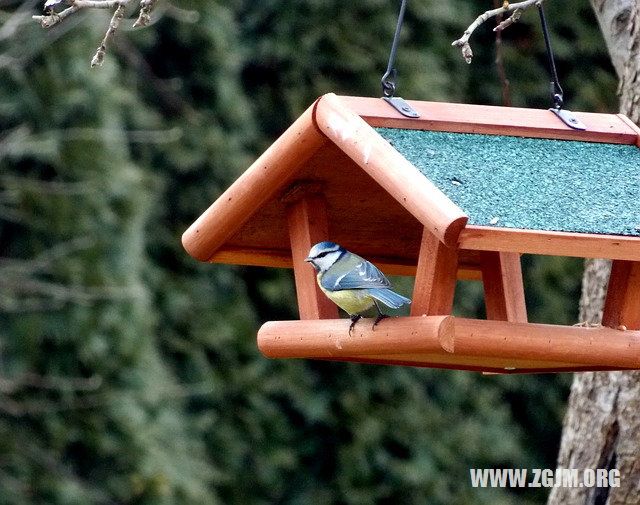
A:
336,95,639,145
450,318,640,369
314,93,468,247
257,315,453,359
182,98,328,262
459,225,640,261
616,114,640,147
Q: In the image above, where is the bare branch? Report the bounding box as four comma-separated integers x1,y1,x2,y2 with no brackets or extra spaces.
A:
91,2,126,67
133,0,157,27
32,0,165,66
33,4,81,29
495,8,523,32
70,0,124,7
493,0,512,105
32,1,130,29
452,0,543,63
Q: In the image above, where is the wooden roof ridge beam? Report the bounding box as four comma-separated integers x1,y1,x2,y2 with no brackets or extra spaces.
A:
182,98,329,262
448,318,640,369
314,93,468,247
257,315,453,359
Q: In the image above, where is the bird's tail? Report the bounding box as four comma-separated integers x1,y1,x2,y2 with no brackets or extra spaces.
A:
368,288,411,309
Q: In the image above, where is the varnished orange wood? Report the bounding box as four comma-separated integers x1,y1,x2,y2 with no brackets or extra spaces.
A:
351,353,591,370
602,260,640,330
338,95,639,145
209,246,483,280
314,93,468,247
257,316,638,373
616,114,640,147
449,318,640,369
410,228,459,316
209,247,294,269
183,95,639,269
257,316,452,358
480,251,527,322
481,366,634,375
460,226,640,261
286,194,338,320
182,99,327,261
322,357,631,374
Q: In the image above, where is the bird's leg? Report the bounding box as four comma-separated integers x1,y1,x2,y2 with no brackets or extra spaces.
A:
349,314,362,336
372,301,389,330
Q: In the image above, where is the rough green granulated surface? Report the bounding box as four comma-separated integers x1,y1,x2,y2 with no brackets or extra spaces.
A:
376,128,640,236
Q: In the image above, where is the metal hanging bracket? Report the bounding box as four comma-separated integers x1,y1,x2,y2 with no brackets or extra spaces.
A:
382,96,420,118
537,3,585,131
380,0,420,118
549,107,585,130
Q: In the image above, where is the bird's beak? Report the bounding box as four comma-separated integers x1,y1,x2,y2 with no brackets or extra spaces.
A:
304,257,312,263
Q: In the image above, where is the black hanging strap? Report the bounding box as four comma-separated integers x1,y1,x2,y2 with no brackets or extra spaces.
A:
537,3,585,130
380,0,419,118
381,0,407,97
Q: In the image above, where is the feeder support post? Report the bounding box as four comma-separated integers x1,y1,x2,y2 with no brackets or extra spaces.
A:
480,251,528,322
602,260,640,330
285,189,339,320
410,227,459,316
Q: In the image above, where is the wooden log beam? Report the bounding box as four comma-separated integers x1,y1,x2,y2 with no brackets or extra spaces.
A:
448,318,640,369
285,191,338,320
257,316,453,358
256,316,640,371
314,93,468,247
602,260,640,330
182,99,328,261
480,251,527,322
410,228,459,316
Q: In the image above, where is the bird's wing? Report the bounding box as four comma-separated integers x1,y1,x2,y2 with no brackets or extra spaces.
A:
367,288,411,308
321,257,391,291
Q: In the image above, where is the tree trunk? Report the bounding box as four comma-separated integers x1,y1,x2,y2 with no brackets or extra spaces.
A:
547,2,640,504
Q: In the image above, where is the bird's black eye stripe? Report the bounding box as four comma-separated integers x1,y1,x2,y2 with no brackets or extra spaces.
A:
314,248,340,259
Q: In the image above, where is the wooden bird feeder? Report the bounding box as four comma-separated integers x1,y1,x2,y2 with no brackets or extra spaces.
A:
182,93,640,374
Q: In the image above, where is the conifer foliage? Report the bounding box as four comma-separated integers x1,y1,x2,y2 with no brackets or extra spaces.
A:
0,1,617,503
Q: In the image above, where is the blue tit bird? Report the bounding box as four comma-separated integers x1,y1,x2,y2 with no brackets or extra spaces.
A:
305,241,411,334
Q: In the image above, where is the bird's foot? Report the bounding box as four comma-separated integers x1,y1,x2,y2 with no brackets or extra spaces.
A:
372,313,389,330
349,314,363,336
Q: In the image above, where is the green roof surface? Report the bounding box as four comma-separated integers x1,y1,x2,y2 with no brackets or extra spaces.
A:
376,128,640,237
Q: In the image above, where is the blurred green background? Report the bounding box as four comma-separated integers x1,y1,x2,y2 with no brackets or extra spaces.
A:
0,0,618,503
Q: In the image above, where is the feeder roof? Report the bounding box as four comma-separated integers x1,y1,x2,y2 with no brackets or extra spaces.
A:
182,94,640,273
377,128,640,237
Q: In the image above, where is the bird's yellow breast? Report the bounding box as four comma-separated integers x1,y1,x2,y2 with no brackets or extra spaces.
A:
317,273,375,315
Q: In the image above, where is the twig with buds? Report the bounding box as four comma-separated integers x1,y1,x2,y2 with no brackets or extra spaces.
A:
452,0,543,63
33,0,161,66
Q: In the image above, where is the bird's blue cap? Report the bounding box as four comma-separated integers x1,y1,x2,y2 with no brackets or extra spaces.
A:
316,241,339,250
305,241,345,262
